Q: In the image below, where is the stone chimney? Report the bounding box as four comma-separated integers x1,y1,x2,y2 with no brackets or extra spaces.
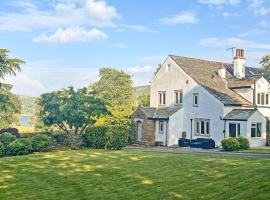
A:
233,49,245,79
218,63,226,79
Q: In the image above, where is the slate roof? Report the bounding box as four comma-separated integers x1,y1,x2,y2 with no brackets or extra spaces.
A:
223,109,257,121
227,75,262,89
169,55,252,106
137,105,183,119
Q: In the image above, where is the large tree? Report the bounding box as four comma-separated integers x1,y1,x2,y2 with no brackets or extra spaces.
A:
38,87,108,135
0,48,23,129
91,68,135,125
260,55,270,70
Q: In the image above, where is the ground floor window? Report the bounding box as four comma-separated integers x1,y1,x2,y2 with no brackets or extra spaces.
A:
159,121,165,134
251,123,261,138
194,119,210,136
229,123,241,137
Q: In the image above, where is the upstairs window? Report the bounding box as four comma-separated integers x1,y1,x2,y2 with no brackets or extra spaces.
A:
257,93,270,106
193,93,198,107
158,91,166,106
174,90,183,105
251,123,261,137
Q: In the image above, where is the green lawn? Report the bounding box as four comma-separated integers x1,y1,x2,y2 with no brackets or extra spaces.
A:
239,148,270,154
1,150,270,200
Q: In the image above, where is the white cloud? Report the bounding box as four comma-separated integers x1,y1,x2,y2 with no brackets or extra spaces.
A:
247,0,264,8
119,24,158,33
126,65,156,74
115,42,127,48
237,29,266,37
0,0,120,32
33,27,107,43
259,20,268,27
222,12,240,17
198,0,240,7
160,11,198,25
199,37,270,49
255,7,270,15
85,0,120,22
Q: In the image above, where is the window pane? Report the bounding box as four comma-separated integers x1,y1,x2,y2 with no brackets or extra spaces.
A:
257,93,261,104
163,93,166,105
180,92,183,103
196,121,200,133
175,92,178,104
159,121,164,133
206,121,209,134
201,121,205,134
261,93,265,105
237,123,241,137
251,124,256,137
266,94,269,105
257,123,261,137
229,124,237,137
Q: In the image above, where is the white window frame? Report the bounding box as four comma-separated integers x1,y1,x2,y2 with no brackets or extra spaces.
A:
174,90,183,105
228,123,241,138
257,93,270,106
251,123,262,138
158,91,166,106
193,93,198,107
194,119,210,136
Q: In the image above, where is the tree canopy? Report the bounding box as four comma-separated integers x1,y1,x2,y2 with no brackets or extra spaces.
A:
38,87,108,135
0,48,23,129
260,55,270,70
91,68,135,125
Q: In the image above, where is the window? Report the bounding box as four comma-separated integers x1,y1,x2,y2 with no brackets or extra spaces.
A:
257,93,270,106
194,119,210,136
251,123,261,137
158,92,166,106
229,123,241,137
193,93,198,107
159,121,164,134
174,90,183,104
167,64,171,72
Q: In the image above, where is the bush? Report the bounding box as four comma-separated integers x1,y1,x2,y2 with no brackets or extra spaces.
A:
0,142,5,156
0,133,16,148
8,138,32,155
83,125,129,150
52,132,70,145
106,126,128,150
31,134,52,152
83,126,107,149
221,137,240,151
237,137,250,150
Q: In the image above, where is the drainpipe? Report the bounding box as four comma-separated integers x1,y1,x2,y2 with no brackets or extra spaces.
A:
253,79,257,108
190,119,193,140
166,120,169,146
223,119,226,138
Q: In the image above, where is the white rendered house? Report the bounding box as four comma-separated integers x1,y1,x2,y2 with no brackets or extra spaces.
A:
133,49,270,147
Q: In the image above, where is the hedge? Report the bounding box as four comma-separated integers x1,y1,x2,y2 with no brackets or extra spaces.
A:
0,133,16,154
221,137,250,151
237,137,249,150
31,134,52,152
0,142,5,156
83,125,129,150
8,138,32,156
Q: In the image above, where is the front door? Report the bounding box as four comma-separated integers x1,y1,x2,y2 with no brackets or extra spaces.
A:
229,123,240,137
137,121,142,143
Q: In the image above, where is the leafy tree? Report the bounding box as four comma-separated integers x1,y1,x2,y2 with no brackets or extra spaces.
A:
138,94,150,107
38,87,108,135
260,55,270,70
0,48,23,129
91,68,135,125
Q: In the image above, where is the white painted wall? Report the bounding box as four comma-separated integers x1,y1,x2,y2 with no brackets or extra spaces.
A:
247,111,267,147
150,56,226,146
155,120,167,145
168,109,183,146
233,88,253,103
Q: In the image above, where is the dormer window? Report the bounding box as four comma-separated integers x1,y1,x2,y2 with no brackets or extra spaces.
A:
175,90,183,104
158,91,166,106
257,93,270,106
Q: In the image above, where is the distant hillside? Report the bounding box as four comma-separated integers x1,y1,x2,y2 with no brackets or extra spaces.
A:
133,85,150,97
18,95,38,116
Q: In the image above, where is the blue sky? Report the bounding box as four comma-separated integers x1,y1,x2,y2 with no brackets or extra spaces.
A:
1,0,270,96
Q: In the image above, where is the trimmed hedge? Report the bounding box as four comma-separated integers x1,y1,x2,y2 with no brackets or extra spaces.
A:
83,125,129,150
0,142,5,156
0,133,16,154
8,138,32,156
31,134,52,152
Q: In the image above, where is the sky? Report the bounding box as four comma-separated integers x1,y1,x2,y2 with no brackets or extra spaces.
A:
1,0,270,96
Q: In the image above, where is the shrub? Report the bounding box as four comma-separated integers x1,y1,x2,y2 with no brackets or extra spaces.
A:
8,138,32,156
31,134,52,152
0,142,5,156
106,126,128,150
237,137,250,150
83,126,107,149
83,125,129,150
0,133,16,148
52,132,69,144
221,137,240,151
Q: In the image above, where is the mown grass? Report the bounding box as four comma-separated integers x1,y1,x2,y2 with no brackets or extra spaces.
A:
1,149,270,200
239,148,270,154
